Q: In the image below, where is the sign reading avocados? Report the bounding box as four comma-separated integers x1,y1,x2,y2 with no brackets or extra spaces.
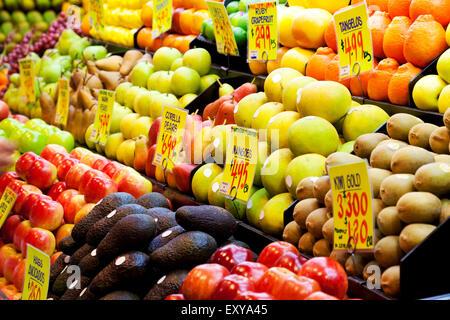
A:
248,1,278,61
19,58,36,104
328,160,374,251
22,244,50,300
0,187,18,230
91,89,115,146
207,1,239,56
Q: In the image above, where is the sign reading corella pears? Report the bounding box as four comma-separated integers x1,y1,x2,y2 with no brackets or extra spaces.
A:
248,1,278,61
22,245,50,300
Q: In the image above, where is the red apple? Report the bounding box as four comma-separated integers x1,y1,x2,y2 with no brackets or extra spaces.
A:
0,244,19,276
23,228,56,256
3,254,23,283
15,152,40,179
40,144,68,161
70,147,92,160
257,241,300,268
145,144,157,179
92,158,111,171
0,100,10,121
209,244,254,271
57,157,80,181
84,177,118,203
48,152,70,168
211,274,255,300
231,261,268,284
117,173,152,199
102,161,124,178
13,184,42,214
64,163,91,189
80,153,104,167
25,158,57,190
63,194,86,224
1,215,24,243
10,114,28,123
0,171,19,194
78,169,109,195
255,267,295,296
272,275,321,300
172,163,196,193
20,193,51,219
6,179,26,194
181,264,230,300
56,189,80,209
164,294,185,300
304,291,339,300
12,259,26,292
112,167,136,185
47,181,67,200
148,117,161,146
234,292,274,300
273,252,304,274
13,220,32,253
29,198,64,231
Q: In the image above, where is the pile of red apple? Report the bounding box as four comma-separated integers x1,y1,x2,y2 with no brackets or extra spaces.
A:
166,241,352,300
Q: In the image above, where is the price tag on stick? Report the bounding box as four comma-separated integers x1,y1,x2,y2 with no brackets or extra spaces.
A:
153,0,172,39
89,0,104,32
220,126,258,203
22,244,50,300
248,1,278,61
328,160,374,251
19,58,36,104
333,2,374,79
55,78,70,126
0,187,18,229
91,89,114,146
207,1,239,56
153,106,188,173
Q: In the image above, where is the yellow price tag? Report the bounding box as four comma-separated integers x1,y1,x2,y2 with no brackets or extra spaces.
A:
91,90,114,146
248,1,278,61
334,2,374,79
0,187,18,229
152,0,172,39
220,126,258,203
22,244,50,300
328,160,374,251
55,78,70,126
207,1,239,56
68,4,81,21
89,0,104,32
19,58,36,104
153,106,188,173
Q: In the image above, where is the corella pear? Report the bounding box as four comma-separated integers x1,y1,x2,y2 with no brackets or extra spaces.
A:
129,62,154,88
110,103,132,134
115,82,133,105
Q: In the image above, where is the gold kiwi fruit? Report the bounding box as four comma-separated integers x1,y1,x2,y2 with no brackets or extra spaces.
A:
363,260,382,281
325,152,362,173
396,192,442,224
368,168,392,198
440,200,450,224
293,198,320,230
353,133,389,159
313,239,331,257
434,154,450,164
379,174,415,206
373,199,385,224
324,190,333,212
322,217,334,245
429,127,450,154
414,162,450,196
374,235,404,268
306,208,330,239
376,139,409,148
296,177,319,200
381,265,400,297
330,250,350,267
399,223,436,253
377,206,404,236
282,221,303,245
313,175,331,205
370,143,406,170
408,123,439,149
387,113,423,141
390,146,434,174
444,108,450,130
345,254,366,277
298,232,316,256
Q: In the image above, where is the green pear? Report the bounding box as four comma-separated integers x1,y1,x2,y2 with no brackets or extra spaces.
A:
234,92,268,128
41,62,61,83
261,148,294,197
110,103,132,134
124,86,145,110
260,193,294,235
246,188,270,228
130,61,154,88
192,163,223,202
83,46,108,61
219,83,234,97
105,132,125,160
284,154,326,197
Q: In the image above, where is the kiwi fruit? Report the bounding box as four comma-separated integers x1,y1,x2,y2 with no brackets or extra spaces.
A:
353,133,389,159
298,232,316,256
313,176,330,204
325,152,362,173
444,108,450,130
324,190,333,212
345,254,366,277
381,265,400,297
363,260,382,281
434,154,450,164
440,200,450,224
408,123,439,149
368,168,392,198
379,174,415,206
329,250,350,267
306,208,330,239
377,207,404,236
387,113,423,141
429,127,450,154
370,143,406,170
313,239,331,257
373,199,385,224
390,146,434,174
296,177,319,200
396,192,442,224
321,217,334,245
374,235,404,268
414,162,450,196
376,139,409,148
399,223,436,253
282,221,303,245
293,198,320,230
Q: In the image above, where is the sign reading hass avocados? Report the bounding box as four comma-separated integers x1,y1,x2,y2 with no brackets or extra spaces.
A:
55,78,70,126
0,187,18,229
328,161,374,251
248,1,278,61
153,106,188,173
207,1,239,56
91,89,114,146
19,58,36,104
89,0,104,32
333,2,373,79
220,126,258,203
22,244,50,300
152,0,172,39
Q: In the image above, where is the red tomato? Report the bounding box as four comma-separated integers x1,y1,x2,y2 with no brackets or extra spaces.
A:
211,274,255,300
299,257,348,299
165,294,185,300
273,275,321,300
274,252,303,274
234,291,274,300
181,264,230,300
208,244,254,271
231,261,268,284
255,267,295,296
304,291,339,300
257,241,299,268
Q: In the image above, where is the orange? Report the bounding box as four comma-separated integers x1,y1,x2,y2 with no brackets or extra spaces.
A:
179,35,196,53
171,36,185,52
404,14,448,67
267,47,290,74
192,10,210,35
410,0,450,26
350,59,379,97
324,55,351,88
324,19,337,53
137,27,153,49
305,47,336,80
367,58,400,101
180,9,196,35
367,0,389,11
142,1,153,27
173,0,183,8
369,11,392,59
81,14,91,36
249,60,268,75
388,0,412,18
388,62,422,105
163,34,177,47
193,0,208,10
383,16,412,64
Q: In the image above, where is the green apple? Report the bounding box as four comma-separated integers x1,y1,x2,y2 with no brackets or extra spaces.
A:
147,71,174,94
124,86,145,110
83,46,108,61
182,48,211,76
219,83,234,97
41,63,61,83
130,116,152,138
171,67,201,96
115,82,133,105
120,113,140,139
153,47,183,71
129,61,154,88
200,74,220,93
9,73,20,87
150,93,180,119
110,103,132,134
170,58,183,71
47,130,75,152
0,118,22,136
25,118,46,130
19,130,47,155
412,75,447,111
437,48,450,83
438,84,450,114
105,132,125,160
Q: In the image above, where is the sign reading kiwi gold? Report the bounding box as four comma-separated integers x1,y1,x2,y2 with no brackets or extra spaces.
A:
153,106,188,173
328,160,374,251
89,0,104,32
55,78,70,126
22,244,50,300
91,89,115,146
19,58,36,104
248,1,278,61
207,1,239,56
0,187,18,229
333,2,373,79
152,0,172,39
220,126,258,203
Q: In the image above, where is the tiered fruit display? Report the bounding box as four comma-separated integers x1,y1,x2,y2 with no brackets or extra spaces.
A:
283,112,449,298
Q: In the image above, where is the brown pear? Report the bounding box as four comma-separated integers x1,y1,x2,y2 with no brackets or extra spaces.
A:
95,55,123,72
78,87,97,110
86,60,100,75
39,92,56,125
84,74,103,90
120,50,144,76
98,71,122,91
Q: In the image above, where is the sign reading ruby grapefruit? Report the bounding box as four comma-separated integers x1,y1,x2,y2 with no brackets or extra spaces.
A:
55,78,70,126
333,2,373,79
91,89,114,146
153,106,188,173
89,0,104,32
220,126,258,203
152,0,172,39
22,244,50,300
207,1,239,56
248,1,278,61
19,58,36,104
0,187,18,229
328,160,374,251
